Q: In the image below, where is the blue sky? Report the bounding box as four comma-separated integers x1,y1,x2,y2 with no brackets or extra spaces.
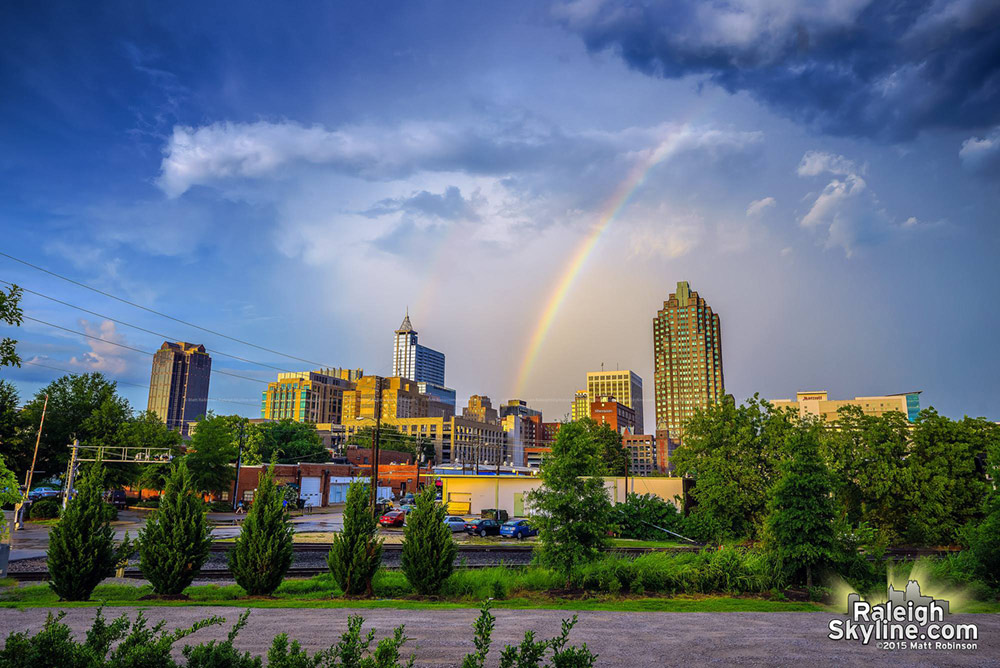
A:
1,1,998,430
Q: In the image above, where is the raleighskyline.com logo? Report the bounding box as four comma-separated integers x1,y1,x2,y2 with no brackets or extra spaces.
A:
828,580,979,652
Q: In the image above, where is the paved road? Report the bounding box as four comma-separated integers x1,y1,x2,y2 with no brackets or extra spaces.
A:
0,607,995,666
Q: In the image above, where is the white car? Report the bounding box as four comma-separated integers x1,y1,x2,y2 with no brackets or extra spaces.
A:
443,515,467,532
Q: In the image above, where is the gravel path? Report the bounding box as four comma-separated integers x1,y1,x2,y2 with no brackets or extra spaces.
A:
0,607,995,666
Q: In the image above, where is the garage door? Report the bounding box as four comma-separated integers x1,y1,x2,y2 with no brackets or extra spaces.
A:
300,476,322,507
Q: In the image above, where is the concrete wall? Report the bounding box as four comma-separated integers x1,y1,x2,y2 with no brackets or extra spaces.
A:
438,475,684,517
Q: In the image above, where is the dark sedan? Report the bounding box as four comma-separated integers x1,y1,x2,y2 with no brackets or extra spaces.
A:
465,518,501,537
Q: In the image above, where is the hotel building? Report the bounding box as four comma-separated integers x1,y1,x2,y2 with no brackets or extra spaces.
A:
147,341,211,436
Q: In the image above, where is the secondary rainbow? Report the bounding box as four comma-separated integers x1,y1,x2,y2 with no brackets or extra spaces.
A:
513,127,695,397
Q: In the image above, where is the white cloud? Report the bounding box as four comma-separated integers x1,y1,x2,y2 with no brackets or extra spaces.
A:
68,320,135,376
797,151,891,257
959,126,1000,178
796,150,860,177
746,196,776,217
628,222,702,260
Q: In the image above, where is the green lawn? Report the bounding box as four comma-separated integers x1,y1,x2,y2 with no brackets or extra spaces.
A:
608,538,688,549
0,578,826,612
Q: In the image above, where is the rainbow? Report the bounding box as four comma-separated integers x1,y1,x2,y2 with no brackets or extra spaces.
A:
512,126,698,397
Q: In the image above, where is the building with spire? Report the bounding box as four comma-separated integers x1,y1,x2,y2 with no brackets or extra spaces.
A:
391,312,455,415
653,281,724,458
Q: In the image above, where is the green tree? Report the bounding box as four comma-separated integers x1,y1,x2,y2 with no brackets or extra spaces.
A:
672,394,792,540
0,381,26,472
765,421,836,588
0,283,22,368
347,424,423,461
822,406,912,540
46,462,131,600
579,418,629,476
184,412,241,495
248,419,328,465
0,455,22,541
138,460,213,595
903,410,992,546
228,462,294,595
327,480,383,596
526,421,612,586
125,410,184,492
400,485,457,595
14,373,130,479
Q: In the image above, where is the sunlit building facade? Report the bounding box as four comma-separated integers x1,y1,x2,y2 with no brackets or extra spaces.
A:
147,341,211,437
586,370,644,434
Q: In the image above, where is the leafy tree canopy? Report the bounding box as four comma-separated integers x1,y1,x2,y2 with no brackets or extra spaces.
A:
246,418,328,465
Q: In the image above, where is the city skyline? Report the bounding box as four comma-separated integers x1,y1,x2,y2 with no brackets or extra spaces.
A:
2,2,999,430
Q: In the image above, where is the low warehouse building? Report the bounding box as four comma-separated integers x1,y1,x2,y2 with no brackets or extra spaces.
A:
438,474,685,517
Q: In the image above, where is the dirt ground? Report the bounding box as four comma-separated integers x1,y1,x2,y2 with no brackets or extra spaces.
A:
0,607,996,666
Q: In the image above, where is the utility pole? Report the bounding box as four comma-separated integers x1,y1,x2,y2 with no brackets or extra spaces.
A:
370,376,383,515
62,439,79,510
15,393,48,530
232,420,245,511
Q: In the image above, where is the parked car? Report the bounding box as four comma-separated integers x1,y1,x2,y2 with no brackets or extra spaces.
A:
374,499,394,516
104,489,128,510
500,519,537,540
379,510,406,528
399,503,416,514
465,518,501,537
400,493,415,505
27,487,60,501
443,515,467,532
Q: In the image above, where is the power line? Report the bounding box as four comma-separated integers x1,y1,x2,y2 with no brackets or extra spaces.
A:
23,316,270,385
2,279,297,375
0,251,334,368
21,360,259,408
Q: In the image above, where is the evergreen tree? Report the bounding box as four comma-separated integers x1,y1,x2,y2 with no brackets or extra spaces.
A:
400,485,456,595
228,462,294,595
138,460,213,595
327,481,383,596
526,421,613,587
765,422,836,588
47,462,132,600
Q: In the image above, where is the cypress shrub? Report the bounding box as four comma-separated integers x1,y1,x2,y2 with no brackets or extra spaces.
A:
138,460,213,595
400,485,457,595
46,462,132,601
327,481,382,596
228,463,294,596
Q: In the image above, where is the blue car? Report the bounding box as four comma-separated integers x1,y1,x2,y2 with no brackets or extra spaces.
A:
499,519,537,540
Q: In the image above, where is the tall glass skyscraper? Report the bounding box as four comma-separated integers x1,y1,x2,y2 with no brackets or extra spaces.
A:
392,312,446,385
147,341,211,436
652,281,724,447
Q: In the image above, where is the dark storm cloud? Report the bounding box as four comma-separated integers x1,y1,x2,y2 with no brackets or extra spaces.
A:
555,0,1000,140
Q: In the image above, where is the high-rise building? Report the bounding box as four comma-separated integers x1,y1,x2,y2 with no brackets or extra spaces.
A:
261,369,358,424
417,382,456,418
499,399,541,420
462,395,498,424
622,432,657,477
586,370,643,434
570,389,590,422
770,390,921,424
653,281,724,443
392,312,445,386
147,341,211,436
590,396,637,435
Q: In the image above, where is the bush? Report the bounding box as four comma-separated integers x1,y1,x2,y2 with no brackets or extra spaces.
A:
182,610,260,668
139,461,214,596
400,486,457,595
461,600,596,668
28,497,60,520
0,607,223,668
965,495,1000,589
615,493,686,540
327,481,382,596
46,463,132,601
208,500,234,512
135,497,161,509
228,463,294,596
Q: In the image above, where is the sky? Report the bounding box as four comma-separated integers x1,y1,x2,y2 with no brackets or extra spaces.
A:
1,0,999,432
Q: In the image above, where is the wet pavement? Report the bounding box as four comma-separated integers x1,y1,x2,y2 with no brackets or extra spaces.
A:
3,508,347,561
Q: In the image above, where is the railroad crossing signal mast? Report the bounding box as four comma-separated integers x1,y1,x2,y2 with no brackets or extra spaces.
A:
61,440,175,508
